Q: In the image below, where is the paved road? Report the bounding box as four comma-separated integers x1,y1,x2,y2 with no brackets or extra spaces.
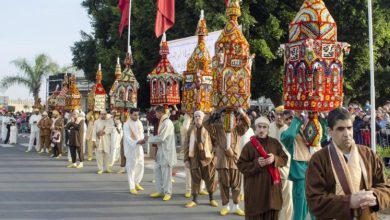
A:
1,136,389,220
0,138,244,220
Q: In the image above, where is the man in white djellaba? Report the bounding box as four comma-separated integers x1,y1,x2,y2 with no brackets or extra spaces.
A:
92,110,115,174
110,111,123,168
123,108,147,195
0,112,7,141
9,119,18,144
27,109,42,152
148,106,177,201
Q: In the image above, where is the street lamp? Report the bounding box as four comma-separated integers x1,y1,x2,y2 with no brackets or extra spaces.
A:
368,0,376,151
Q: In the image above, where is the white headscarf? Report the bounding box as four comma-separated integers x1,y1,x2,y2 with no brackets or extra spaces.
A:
255,116,270,126
194,110,205,119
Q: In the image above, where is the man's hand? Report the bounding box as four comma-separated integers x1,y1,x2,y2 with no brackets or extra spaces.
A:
350,191,377,209
258,154,275,167
265,153,275,165
75,117,82,124
359,191,377,209
137,139,146,145
258,157,267,167
97,130,105,137
185,161,190,169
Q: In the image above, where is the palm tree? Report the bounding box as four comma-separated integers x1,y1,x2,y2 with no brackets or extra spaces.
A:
0,54,59,105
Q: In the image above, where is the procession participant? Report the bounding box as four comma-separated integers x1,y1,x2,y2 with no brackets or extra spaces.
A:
117,142,126,174
146,106,160,158
64,112,72,162
268,106,293,220
3,113,13,144
66,116,72,161
281,111,322,220
123,108,146,195
27,109,41,152
65,110,85,168
80,111,87,156
319,111,330,147
0,112,7,141
183,110,218,208
203,107,250,216
180,113,208,198
283,110,293,126
180,113,193,198
9,119,17,144
238,116,288,220
92,110,114,174
140,107,158,181
306,108,390,220
148,106,177,201
86,112,95,161
50,126,61,158
51,110,64,158
37,111,52,154
110,111,123,167
116,113,128,175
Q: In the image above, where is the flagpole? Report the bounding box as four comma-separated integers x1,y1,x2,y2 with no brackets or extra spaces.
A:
368,0,376,151
127,0,132,54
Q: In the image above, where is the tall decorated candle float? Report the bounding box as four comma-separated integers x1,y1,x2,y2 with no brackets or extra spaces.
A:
181,10,213,115
280,0,350,147
211,0,254,148
148,33,182,112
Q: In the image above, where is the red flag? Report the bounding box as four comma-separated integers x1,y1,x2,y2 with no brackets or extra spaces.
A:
118,0,131,36
155,0,175,38
225,0,229,7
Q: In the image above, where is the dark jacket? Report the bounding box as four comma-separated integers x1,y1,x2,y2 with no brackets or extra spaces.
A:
65,119,84,148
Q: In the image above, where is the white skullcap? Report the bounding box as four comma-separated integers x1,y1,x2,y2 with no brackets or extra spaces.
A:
42,111,48,116
80,111,85,118
194,110,205,118
100,109,107,114
255,116,270,126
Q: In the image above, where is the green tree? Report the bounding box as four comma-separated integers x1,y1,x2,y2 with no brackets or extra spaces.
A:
72,0,390,108
326,0,390,105
0,54,59,104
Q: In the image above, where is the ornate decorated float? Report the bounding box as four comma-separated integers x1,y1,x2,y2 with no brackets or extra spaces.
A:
87,64,107,113
211,0,254,147
148,33,182,109
181,10,213,114
280,0,350,147
65,74,81,111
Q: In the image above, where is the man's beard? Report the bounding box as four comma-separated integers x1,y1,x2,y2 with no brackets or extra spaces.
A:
257,132,267,138
276,121,284,127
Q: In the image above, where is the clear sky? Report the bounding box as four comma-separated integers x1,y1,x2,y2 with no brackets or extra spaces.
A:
0,0,92,101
